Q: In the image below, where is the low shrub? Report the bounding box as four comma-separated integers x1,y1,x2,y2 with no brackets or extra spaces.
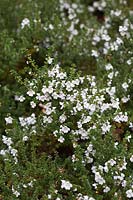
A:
0,0,133,199
0,56,133,199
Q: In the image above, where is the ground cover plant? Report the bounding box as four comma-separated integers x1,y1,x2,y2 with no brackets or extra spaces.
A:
0,0,133,199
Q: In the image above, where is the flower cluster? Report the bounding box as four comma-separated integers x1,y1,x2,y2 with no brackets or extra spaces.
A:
0,0,133,199
1,57,132,199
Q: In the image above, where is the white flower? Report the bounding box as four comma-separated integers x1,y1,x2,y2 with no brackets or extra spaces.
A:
66,81,74,92
88,6,95,12
20,96,25,102
59,114,67,123
91,50,99,58
82,116,91,124
60,125,70,133
83,196,89,200
72,154,77,162
89,104,96,114
5,116,13,124
122,180,127,187
58,136,65,143
116,37,123,45
48,86,54,94
48,194,52,199
19,113,36,127
126,189,133,198
101,103,110,112
21,18,30,29
129,122,133,128
15,95,25,102
121,96,130,103
12,186,20,197
106,87,116,96
77,121,82,128
14,95,20,101
23,136,29,142
87,144,93,152
130,155,133,162
111,10,121,17
95,172,105,185
2,135,13,146
114,112,128,123
103,186,110,193
10,149,18,157
109,159,116,166
76,102,83,111
119,25,128,36
108,72,114,79
28,180,34,187
47,57,53,64
122,82,129,91
105,63,113,70
119,158,127,171
93,35,100,42
93,1,99,8
30,101,36,108
126,135,131,142
57,72,67,80
79,128,88,140
0,149,8,156
43,116,53,124
87,157,93,163
101,121,111,134
104,165,109,173
127,59,132,65
27,89,35,97
102,34,111,41
49,24,54,30
61,180,72,190
72,29,78,35
111,98,119,109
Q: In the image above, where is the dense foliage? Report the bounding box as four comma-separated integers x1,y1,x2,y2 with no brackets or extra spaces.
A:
0,0,133,199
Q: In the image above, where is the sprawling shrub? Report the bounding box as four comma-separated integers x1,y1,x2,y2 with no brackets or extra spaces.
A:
0,56,132,199
0,0,133,199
